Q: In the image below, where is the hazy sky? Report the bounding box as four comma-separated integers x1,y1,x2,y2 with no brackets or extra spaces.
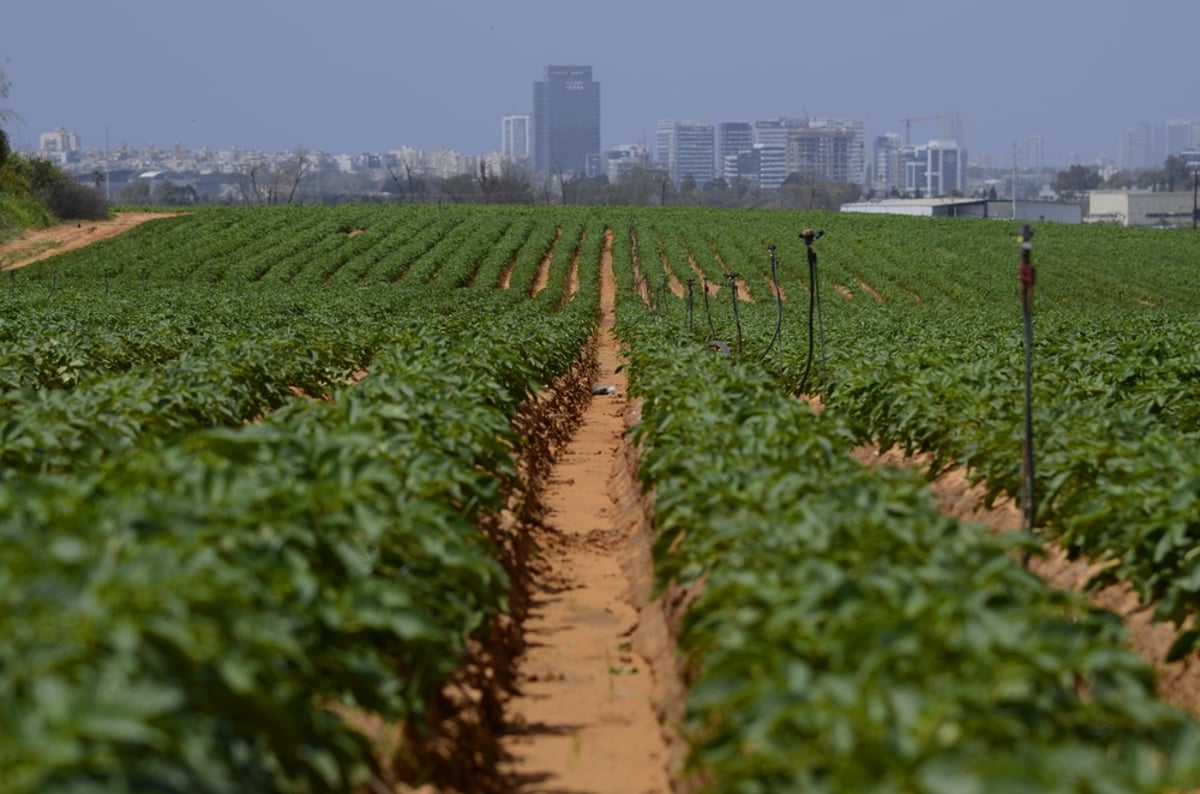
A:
2,0,1196,165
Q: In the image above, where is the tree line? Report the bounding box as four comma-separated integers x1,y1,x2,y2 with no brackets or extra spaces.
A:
1053,155,1197,200
1,67,109,239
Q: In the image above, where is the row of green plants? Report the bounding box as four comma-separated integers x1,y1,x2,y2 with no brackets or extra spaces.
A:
9,203,1200,791
12,205,605,294
612,302,1200,792
2,205,604,791
615,209,1200,657
0,291,597,793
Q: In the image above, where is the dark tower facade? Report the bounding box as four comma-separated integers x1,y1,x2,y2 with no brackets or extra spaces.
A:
533,65,600,176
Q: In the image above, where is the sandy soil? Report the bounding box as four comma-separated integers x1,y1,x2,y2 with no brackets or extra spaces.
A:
857,278,885,303
659,250,685,299
0,212,181,270
498,230,677,793
530,229,563,297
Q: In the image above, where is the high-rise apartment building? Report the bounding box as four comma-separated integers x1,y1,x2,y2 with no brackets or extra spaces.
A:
533,65,600,176
751,118,807,189
39,126,81,154
717,122,753,180
786,117,866,185
502,114,531,162
872,133,902,193
1027,135,1045,169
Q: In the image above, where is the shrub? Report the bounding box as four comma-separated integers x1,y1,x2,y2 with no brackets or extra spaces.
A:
42,178,110,221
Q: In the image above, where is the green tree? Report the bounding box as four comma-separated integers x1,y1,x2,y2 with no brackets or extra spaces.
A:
777,173,862,210
1053,164,1102,198
680,174,697,198
1137,155,1195,191
117,177,152,204
0,61,13,129
1,62,13,170
152,179,199,206
562,173,608,205
606,167,663,206
1105,171,1133,189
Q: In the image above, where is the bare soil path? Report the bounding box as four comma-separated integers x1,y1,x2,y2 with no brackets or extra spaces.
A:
498,231,676,793
0,212,181,270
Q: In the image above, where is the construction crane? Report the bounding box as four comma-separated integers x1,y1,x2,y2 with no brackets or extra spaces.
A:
901,114,943,147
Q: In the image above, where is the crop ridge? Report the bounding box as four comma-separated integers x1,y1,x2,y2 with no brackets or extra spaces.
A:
855,444,1200,718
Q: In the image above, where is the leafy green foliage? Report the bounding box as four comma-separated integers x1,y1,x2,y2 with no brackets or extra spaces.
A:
0,205,597,792
615,303,1200,792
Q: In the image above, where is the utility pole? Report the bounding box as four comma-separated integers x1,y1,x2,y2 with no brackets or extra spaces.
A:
105,126,111,202
1011,143,1018,221
1193,166,1198,231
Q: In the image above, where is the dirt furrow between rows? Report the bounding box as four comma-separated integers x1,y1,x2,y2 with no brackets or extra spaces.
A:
497,233,677,793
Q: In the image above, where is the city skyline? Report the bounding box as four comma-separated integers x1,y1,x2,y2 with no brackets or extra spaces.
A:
3,0,1196,168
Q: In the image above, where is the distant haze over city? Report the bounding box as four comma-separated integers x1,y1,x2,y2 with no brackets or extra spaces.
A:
3,0,1196,167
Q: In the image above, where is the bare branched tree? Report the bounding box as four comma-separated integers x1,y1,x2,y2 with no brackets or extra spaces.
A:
386,157,426,203
475,158,497,203
234,151,313,205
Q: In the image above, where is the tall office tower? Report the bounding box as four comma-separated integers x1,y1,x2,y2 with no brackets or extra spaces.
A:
903,140,966,197
1119,123,1153,170
672,121,715,187
502,114,531,161
717,122,753,179
533,65,601,176
1027,135,1045,169
655,120,676,168
872,133,903,193
942,111,966,148
1152,123,1169,166
656,120,716,186
1166,119,1193,157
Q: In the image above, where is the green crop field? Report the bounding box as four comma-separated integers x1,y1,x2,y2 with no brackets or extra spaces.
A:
4,204,1200,792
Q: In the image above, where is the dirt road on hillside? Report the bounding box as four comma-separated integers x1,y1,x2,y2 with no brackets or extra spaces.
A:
0,212,179,270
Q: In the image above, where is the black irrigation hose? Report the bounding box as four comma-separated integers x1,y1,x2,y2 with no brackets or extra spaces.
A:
702,275,715,341
728,273,742,355
1019,225,1037,567
686,277,695,334
760,244,783,361
796,242,821,394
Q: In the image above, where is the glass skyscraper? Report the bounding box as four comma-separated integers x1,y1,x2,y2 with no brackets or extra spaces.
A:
533,66,600,176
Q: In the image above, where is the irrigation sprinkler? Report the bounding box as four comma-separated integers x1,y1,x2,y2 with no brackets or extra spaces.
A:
686,277,696,334
1018,224,1037,566
702,275,716,342
796,229,826,394
728,272,743,355
760,244,784,361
